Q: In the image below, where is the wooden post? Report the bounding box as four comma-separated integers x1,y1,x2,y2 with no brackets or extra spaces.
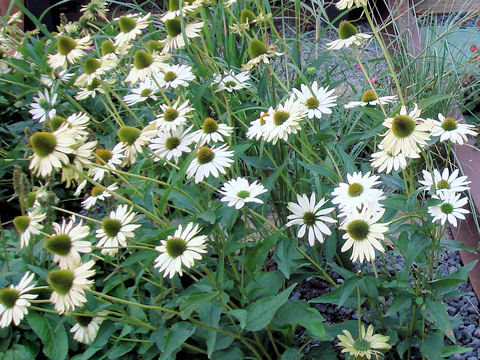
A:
0,0,24,30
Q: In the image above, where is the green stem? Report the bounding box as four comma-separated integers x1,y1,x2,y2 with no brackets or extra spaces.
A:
296,247,338,288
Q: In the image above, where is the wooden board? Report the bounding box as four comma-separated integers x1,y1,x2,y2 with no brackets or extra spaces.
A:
414,0,480,14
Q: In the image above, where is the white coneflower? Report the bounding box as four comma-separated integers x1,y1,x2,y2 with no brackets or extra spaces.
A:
92,143,126,182
45,216,91,269
40,69,74,87
75,78,109,100
99,39,131,61
326,21,371,50
261,96,306,145
80,0,109,21
117,123,158,166
154,64,195,89
154,223,207,278
332,171,385,216
428,192,469,227
293,81,337,119
124,77,159,106
336,0,368,10
155,99,194,132
161,17,204,54
246,111,268,140
114,13,151,46
96,205,140,256
419,168,470,194
29,125,77,177
125,50,169,84
82,184,119,210
48,34,92,69
242,38,282,71
186,144,234,183
370,149,408,174
380,103,434,158
61,139,97,188
431,113,478,145
13,207,46,248
338,324,391,359
286,193,336,245
220,177,267,209
73,56,117,87
161,0,201,21
344,90,397,109
191,117,233,145
47,260,95,314
0,272,38,328
212,70,251,93
340,207,388,263
70,313,105,344
149,126,194,163
29,89,57,123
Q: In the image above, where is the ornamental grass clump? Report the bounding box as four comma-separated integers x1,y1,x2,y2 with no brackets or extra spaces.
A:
1,0,479,358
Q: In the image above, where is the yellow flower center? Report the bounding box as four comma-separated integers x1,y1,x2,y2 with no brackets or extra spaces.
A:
117,126,141,145
118,16,137,33
302,211,317,225
305,97,319,109
440,203,454,214
45,234,72,256
196,146,215,164
273,110,290,125
163,108,179,122
91,186,104,197
441,117,458,131
436,179,450,190
202,117,219,134
165,237,187,258
30,132,57,158
57,35,77,56
165,136,180,150
348,183,363,197
338,20,358,40
346,219,370,241
236,190,250,199
95,148,112,164
361,90,377,103
74,314,93,327
14,215,30,234
102,218,122,238
165,18,182,37
249,38,268,59
0,288,20,309
164,71,177,82
391,114,415,138
83,57,102,75
133,50,153,70
48,269,74,295
49,116,67,132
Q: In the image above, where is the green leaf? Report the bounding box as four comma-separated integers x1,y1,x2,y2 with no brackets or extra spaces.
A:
406,233,429,266
246,231,279,272
422,300,454,341
273,301,324,327
211,347,244,360
273,237,301,279
441,345,472,357
245,284,296,331
229,309,247,330
75,321,116,360
27,312,68,360
159,322,196,360
440,240,476,252
280,348,303,360
179,292,219,319
108,343,136,359
420,331,443,359
199,303,222,358
418,94,455,110
385,294,412,316
245,271,284,300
